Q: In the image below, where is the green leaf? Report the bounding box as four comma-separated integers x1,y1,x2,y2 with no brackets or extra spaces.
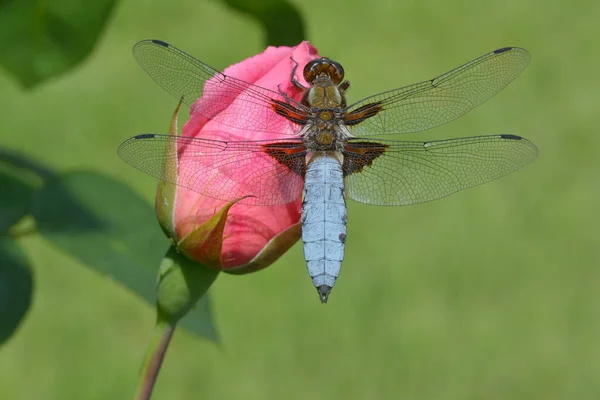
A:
0,148,49,233
0,0,117,88
31,170,217,341
0,147,56,181
0,237,34,345
223,0,306,46
0,170,34,233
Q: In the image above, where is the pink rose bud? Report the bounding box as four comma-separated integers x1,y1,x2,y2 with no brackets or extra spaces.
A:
156,41,320,272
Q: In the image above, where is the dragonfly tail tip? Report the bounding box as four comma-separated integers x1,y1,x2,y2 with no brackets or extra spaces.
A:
317,285,331,304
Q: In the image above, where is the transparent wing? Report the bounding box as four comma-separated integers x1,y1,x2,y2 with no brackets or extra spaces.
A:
118,134,307,206
343,135,538,206
133,40,309,135
345,47,530,136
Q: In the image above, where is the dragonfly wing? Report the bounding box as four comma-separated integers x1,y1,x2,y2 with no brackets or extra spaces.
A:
342,135,538,206
344,47,530,136
118,134,307,206
133,40,310,135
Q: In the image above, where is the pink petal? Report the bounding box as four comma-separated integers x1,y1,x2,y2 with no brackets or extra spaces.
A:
175,41,320,268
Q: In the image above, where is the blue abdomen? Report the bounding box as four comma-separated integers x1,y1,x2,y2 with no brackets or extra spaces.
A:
301,152,347,303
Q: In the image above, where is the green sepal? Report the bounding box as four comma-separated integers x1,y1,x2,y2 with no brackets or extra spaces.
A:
155,98,183,241
224,221,302,275
156,246,219,325
177,197,249,269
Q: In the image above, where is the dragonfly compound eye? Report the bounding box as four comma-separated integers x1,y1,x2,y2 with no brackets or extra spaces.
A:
304,58,345,84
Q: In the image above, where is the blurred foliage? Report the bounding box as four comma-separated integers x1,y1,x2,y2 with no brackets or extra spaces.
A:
0,171,34,231
0,0,117,88
0,238,33,344
0,149,216,341
0,0,301,89
0,149,48,232
31,170,217,340
0,0,599,399
224,0,305,46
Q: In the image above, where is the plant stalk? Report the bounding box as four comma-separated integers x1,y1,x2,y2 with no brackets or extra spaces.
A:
134,318,176,400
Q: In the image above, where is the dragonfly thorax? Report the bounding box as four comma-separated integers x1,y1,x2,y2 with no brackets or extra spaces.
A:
302,82,346,109
302,107,350,151
298,59,351,151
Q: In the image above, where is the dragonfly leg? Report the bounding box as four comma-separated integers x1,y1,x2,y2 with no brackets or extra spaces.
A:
277,84,295,103
290,57,308,91
338,80,350,107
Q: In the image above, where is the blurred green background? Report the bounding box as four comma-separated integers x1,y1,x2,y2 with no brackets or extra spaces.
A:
1,0,600,399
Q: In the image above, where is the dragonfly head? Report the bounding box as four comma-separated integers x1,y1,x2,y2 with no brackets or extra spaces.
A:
303,57,345,85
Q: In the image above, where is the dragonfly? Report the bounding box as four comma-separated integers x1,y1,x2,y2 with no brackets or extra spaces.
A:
119,40,538,303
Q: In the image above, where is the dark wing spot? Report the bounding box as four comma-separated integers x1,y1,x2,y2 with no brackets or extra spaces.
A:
343,102,383,126
151,39,169,47
499,134,522,140
342,141,388,176
134,134,156,139
338,233,346,243
263,142,307,176
494,47,513,54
